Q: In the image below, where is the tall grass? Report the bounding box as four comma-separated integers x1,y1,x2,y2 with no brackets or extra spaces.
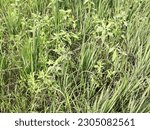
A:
0,0,150,112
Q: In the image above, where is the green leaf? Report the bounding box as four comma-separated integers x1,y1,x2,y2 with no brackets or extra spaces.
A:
112,50,118,62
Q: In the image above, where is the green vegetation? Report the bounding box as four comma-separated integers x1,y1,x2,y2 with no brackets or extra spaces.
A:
0,0,150,112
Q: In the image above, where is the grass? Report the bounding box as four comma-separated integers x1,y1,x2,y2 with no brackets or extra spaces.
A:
0,0,150,112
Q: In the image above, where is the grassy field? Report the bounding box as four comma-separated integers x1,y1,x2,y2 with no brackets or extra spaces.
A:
0,0,150,112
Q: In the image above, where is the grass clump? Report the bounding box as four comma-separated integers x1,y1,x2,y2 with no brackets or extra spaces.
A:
0,0,150,112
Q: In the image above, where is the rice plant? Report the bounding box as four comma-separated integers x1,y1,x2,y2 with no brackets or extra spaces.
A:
0,0,150,112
